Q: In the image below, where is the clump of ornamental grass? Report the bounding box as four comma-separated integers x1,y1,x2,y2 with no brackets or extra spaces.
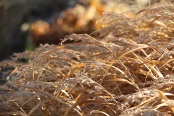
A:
1,3,174,116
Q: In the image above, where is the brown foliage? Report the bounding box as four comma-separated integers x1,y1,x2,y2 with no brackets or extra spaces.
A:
1,3,174,116
30,0,106,46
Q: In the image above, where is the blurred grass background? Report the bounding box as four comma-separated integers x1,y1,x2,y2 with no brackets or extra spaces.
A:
0,0,170,61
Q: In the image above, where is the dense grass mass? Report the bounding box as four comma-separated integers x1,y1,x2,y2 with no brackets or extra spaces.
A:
1,4,174,115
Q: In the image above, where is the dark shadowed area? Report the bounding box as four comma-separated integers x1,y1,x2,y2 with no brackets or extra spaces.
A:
0,0,79,61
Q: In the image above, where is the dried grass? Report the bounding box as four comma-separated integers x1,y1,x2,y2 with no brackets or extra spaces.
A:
1,3,174,116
